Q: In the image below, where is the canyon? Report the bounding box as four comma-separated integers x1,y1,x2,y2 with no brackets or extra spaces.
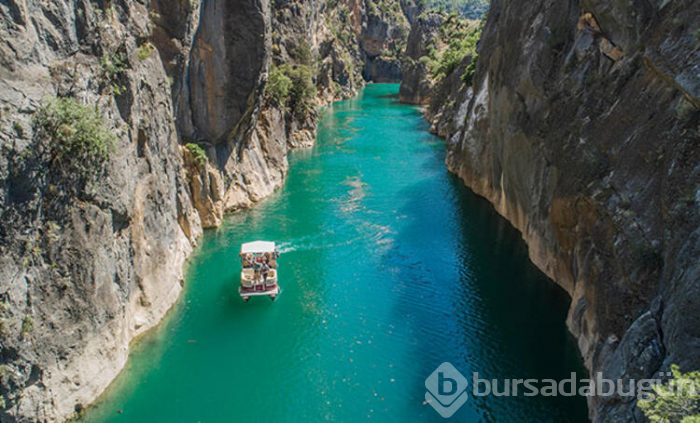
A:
0,0,412,420
0,0,697,421
400,0,700,420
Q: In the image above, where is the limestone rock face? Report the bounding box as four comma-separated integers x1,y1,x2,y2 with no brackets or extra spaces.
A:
363,56,402,82
426,54,472,139
182,0,271,144
359,0,413,82
432,0,700,420
399,12,443,104
177,0,278,211
182,146,224,228
0,1,201,420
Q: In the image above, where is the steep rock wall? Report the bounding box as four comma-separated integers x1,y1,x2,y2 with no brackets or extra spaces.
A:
184,0,270,144
359,0,413,81
437,0,699,420
399,12,443,104
0,1,201,420
175,0,378,217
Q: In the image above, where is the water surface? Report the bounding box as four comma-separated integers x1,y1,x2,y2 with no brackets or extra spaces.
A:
83,84,587,422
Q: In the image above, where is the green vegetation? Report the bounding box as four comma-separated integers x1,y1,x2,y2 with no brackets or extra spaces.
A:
418,0,489,19
185,143,207,167
286,65,316,117
266,66,293,107
461,52,478,85
638,364,700,422
100,51,128,95
421,15,482,81
12,121,24,137
367,0,405,19
100,51,127,80
333,81,344,98
289,40,313,67
265,64,316,118
326,3,356,47
33,97,115,178
21,316,33,335
136,42,156,61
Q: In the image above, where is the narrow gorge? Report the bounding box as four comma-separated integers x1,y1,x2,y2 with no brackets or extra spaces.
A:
400,0,700,420
0,0,416,419
0,0,697,421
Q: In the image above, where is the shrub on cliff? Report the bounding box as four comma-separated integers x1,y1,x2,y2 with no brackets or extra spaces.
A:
289,40,314,67
461,54,478,85
638,364,700,422
433,17,481,79
287,64,317,118
420,14,482,82
266,66,293,107
267,64,317,119
136,42,156,61
33,97,115,180
185,143,208,167
100,51,129,95
418,0,489,19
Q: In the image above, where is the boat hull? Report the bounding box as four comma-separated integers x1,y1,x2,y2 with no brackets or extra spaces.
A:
239,285,280,302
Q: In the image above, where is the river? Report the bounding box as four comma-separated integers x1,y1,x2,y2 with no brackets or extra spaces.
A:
82,84,588,422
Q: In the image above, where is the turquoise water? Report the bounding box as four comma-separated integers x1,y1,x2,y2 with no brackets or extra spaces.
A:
82,84,587,422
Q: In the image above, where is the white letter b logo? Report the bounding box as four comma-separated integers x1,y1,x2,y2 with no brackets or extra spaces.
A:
425,363,469,418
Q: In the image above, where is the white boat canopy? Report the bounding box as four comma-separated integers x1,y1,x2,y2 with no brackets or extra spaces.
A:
240,241,276,254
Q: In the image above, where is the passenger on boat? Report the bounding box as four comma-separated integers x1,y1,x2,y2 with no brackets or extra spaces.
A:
263,251,278,268
252,260,262,281
261,262,270,282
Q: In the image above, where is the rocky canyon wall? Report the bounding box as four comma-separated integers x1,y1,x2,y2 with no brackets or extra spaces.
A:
403,0,700,420
0,1,201,420
172,0,415,223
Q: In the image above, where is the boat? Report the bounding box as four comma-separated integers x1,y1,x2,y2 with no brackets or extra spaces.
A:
239,241,280,302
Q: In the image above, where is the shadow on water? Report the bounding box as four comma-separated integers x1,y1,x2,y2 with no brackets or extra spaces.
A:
380,126,588,421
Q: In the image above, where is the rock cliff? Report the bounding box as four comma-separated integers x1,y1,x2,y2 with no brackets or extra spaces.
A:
405,0,700,420
359,0,414,81
175,0,382,219
0,0,409,420
399,11,444,104
0,1,201,420
3,0,696,420
399,11,480,109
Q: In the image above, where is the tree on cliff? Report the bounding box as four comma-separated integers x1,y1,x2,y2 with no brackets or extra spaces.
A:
638,365,700,423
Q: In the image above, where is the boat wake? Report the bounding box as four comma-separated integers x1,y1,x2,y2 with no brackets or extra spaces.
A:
276,236,359,254
276,222,393,256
